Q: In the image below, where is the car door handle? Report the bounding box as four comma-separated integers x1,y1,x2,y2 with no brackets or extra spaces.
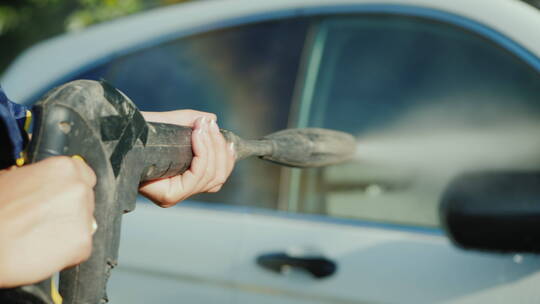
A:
256,252,337,279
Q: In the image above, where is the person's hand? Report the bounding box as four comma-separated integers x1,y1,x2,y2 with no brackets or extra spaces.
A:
0,157,96,288
140,110,235,207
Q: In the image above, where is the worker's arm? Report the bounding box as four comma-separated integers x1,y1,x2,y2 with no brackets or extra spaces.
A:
140,110,235,207
0,157,96,288
0,108,233,287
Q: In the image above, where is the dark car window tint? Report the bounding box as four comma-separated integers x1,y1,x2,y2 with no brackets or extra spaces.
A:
77,18,309,209
296,15,540,226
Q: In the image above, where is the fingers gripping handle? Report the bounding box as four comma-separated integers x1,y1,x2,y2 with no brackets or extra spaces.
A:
31,85,195,304
22,81,196,304
19,80,355,304
143,124,357,182
27,94,121,304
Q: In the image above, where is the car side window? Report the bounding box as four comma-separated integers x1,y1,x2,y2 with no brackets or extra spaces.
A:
294,15,540,226
77,18,310,209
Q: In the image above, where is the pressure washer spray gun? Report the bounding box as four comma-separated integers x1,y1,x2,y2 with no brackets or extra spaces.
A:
15,80,355,304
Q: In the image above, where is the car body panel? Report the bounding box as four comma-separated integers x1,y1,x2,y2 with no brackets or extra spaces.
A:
111,202,540,303
236,215,540,303
108,201,245,304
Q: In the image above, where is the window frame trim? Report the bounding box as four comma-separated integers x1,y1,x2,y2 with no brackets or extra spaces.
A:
292,7,540,130
285,7,540,226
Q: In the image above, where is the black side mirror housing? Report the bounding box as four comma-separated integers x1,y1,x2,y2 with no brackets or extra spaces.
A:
440,171,540,253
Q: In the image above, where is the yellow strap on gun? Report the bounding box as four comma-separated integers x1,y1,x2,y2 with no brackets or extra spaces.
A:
50,279,62,304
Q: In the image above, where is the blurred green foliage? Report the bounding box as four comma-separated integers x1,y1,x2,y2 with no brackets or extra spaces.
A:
1,0,537,76
0,0,189,74
66,0,143,31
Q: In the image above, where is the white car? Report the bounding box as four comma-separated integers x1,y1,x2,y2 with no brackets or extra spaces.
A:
3,0,540,303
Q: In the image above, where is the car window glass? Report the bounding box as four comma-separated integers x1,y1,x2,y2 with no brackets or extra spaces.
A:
296,15,540,227
77,18,309,209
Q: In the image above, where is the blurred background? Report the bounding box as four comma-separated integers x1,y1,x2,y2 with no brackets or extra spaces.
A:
0,0,192,73
1,0,538,75
3,1,540,303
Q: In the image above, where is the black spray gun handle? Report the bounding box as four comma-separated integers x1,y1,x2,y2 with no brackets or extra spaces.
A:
22,80,355,304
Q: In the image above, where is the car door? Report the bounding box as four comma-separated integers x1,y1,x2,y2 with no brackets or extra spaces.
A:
66,18,311,303
234,10,540,304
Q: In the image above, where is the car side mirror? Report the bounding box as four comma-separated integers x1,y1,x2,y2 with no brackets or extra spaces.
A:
440,171,540,253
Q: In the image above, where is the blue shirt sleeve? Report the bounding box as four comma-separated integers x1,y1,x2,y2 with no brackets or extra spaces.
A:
0,86,30,168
